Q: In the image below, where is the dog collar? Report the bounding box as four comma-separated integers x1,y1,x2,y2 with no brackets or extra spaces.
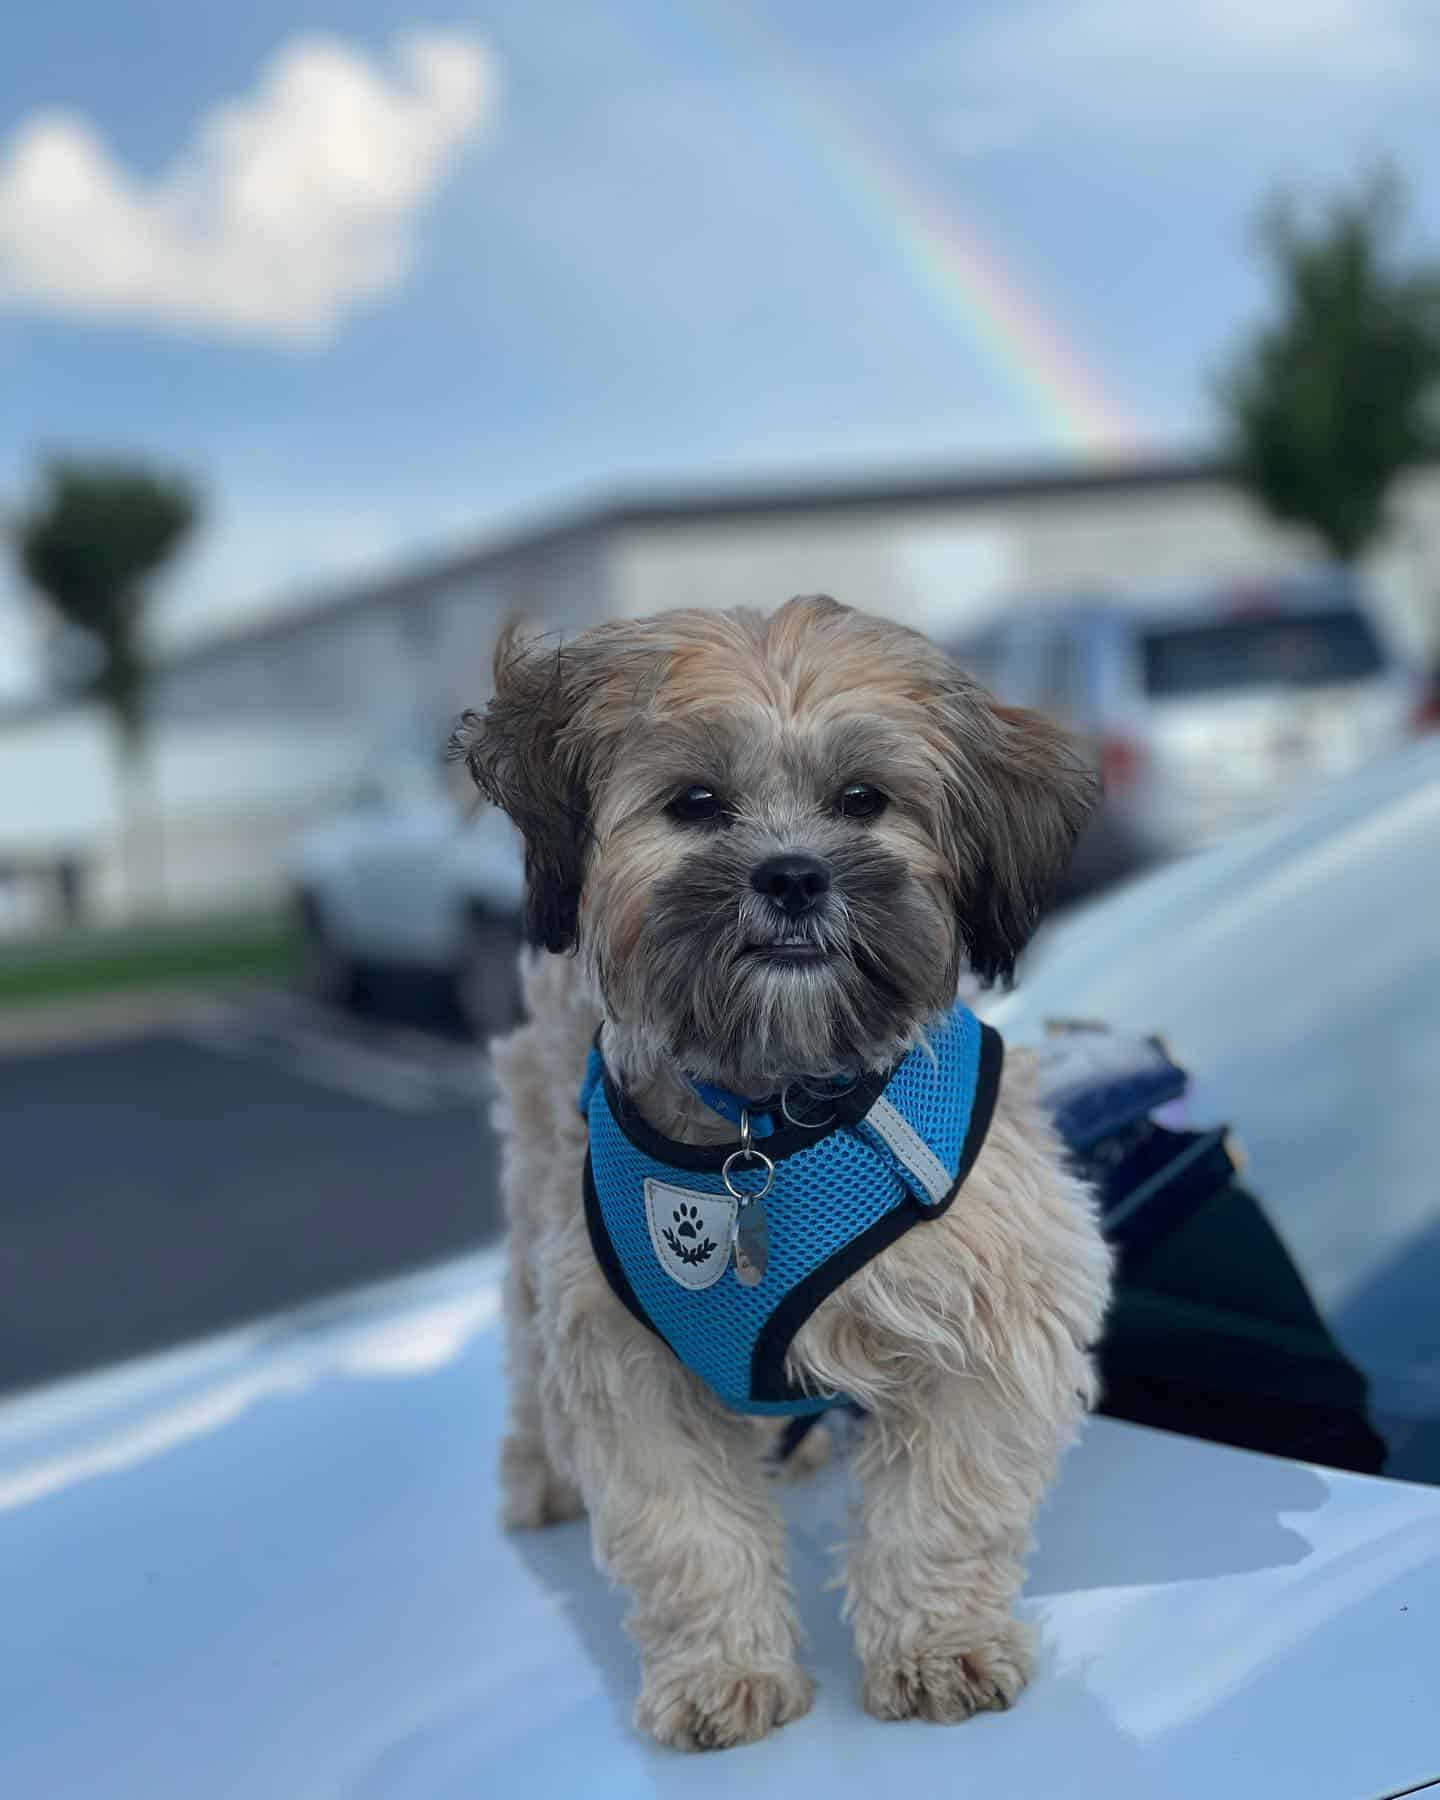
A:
579,1000,1004,1415
679,1070,869,1140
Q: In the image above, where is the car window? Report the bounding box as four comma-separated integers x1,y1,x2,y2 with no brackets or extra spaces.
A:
992,747,1440,1485
1032,628,1086,723
1141,610,1386,698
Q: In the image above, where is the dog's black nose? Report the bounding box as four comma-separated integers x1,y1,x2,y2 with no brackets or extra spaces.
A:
751,852,832,918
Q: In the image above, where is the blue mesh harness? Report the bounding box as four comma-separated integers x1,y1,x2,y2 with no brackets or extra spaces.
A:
580,1001,1004,1416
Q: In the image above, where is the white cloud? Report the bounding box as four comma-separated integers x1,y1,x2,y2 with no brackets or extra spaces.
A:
962,0,1433,124
0,31,498,346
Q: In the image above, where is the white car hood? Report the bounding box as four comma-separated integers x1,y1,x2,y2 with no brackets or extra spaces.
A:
1,1253,1437,1800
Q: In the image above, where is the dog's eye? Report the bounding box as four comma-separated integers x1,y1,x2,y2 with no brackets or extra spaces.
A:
666,785,727,826
836,783,888,821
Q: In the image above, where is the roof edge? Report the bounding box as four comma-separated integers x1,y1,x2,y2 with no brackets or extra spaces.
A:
21,445,1440,693
158,451,1240,672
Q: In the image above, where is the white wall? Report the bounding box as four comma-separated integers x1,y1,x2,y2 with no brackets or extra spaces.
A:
3,474,1436,933
611,472,1440,659
0,524,611,928
0,705,118,852
611,507,1016,636
0,702,369,926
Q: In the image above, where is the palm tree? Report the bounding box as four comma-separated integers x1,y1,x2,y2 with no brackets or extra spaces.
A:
15,458,200,913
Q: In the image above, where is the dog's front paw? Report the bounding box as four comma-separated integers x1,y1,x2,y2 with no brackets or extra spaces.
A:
861,1617,1034,1724
499,1433,585,1530
636,1662,815,1751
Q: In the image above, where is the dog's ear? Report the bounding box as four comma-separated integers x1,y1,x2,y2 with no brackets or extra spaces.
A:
934,681,1099,986
448,625,593,953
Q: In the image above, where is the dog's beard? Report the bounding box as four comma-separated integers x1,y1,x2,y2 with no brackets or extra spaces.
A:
605,833,959,1091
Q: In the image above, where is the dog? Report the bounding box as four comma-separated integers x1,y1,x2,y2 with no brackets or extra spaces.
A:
451,594,1112,1751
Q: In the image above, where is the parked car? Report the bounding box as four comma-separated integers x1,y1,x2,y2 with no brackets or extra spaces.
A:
956,575,1426,887
4,739,1439,1798
291,740,525,1038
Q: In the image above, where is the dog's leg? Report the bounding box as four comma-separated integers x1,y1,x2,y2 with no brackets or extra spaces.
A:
847,1365,1078,1724
498,1248,584,1529
553,1284,813,1750
492,1019,584,1531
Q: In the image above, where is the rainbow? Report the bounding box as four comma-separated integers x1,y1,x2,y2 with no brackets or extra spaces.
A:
689,1,1147,457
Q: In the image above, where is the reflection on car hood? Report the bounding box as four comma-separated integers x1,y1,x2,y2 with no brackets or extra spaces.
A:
987,740,1440,1486
1013,737,1440,1003
1,1255,1437,1800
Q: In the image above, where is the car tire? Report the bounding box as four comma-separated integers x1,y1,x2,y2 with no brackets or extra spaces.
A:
456,909,523,1043
295,892,361,1011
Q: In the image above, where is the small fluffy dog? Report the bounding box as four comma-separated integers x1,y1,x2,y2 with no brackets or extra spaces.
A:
453,595,1111,1751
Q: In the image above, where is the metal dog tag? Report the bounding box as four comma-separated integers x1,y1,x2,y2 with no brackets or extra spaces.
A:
732,1198,769,1287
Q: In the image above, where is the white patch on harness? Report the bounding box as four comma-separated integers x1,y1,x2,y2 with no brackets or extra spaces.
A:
644,1179,736,1290
863,1096,953,1205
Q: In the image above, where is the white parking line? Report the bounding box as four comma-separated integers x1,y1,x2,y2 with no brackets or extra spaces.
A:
179,995,491,1115
278,996,494,1103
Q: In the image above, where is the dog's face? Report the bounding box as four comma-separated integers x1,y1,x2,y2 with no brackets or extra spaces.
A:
454,596,1095,1087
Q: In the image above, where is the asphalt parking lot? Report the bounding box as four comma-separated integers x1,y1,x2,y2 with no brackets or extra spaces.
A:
0,993,504,1396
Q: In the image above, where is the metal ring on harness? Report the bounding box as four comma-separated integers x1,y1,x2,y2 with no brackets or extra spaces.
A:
780,1085,834,1130
723,1113,775,1202
779,1071,859,1130
722,1149,775,1202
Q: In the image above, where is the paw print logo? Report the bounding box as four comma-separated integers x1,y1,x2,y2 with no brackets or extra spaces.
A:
663,1202,717,1268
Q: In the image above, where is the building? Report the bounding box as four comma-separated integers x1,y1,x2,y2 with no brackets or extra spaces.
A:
3,453,1438,928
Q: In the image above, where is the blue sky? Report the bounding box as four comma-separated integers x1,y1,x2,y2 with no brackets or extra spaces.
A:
2,0,1438,694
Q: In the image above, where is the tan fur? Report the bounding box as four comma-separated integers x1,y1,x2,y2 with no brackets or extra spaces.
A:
471,599,1112,1751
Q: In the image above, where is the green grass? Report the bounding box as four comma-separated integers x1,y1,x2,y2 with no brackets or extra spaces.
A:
0,912,298,1008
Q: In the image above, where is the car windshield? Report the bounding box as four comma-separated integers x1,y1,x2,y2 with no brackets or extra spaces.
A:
991,745,1440,1487
1141,610,1386,698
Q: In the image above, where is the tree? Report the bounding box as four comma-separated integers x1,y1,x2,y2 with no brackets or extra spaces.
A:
17,458,198,742
14,458,200,912
1221,167,1440,563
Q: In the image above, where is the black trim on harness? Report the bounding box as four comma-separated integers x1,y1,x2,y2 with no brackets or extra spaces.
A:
583,1153,661,1343
950,1022,1004,1198
584,1020,1006,1412
749,1024,1004,1403
584,1151,821,1408
750,1194,929,1401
